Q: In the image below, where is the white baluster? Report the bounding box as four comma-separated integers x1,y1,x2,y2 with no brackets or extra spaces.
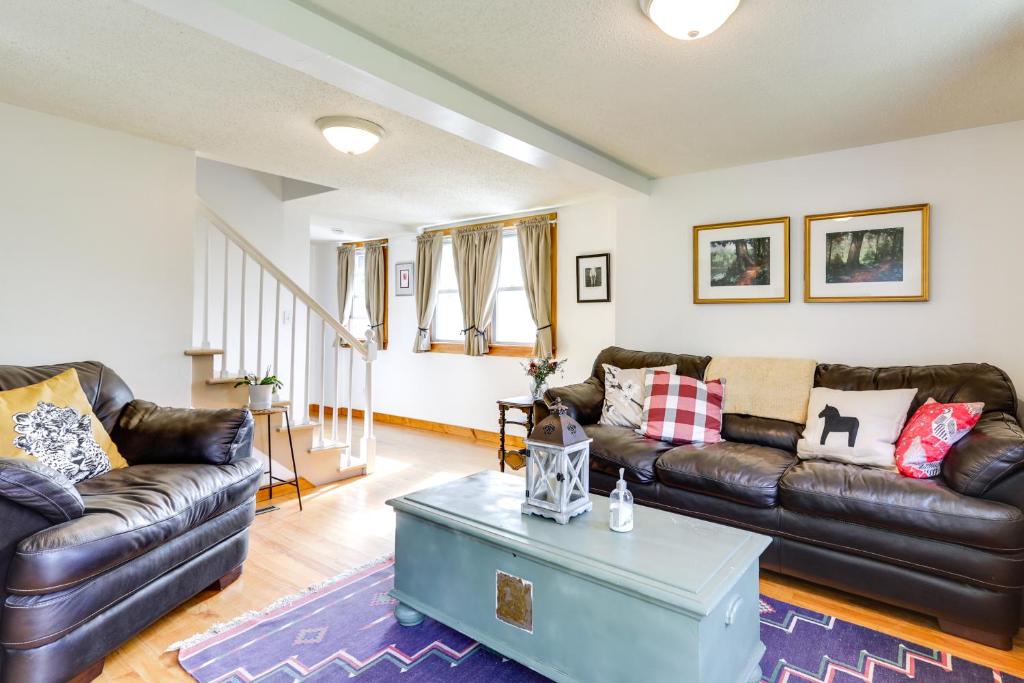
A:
319,318,327,448
202,222,211,348
220,233,230,377
256,265,264,375
303,307,311,426
332,334,340,443
238,252,247,376
272,282,281,377
289,292,297,421
346,345,354,466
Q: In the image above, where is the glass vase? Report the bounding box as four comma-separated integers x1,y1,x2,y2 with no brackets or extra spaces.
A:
530,379,548,401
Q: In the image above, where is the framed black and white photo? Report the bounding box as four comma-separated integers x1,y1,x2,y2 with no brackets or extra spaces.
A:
576,253,610,303
395,261,414,297
693,217,790,303
804,204,929,302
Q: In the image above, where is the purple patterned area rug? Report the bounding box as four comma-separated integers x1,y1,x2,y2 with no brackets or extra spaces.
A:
175,557,1021,682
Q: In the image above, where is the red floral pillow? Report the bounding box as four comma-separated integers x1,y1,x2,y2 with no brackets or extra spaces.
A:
637,371,724,445
894,398,984,478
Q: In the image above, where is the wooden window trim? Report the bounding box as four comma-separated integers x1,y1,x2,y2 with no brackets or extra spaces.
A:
427,214,556,358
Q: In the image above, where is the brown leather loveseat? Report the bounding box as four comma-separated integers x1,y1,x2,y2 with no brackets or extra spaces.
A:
538,346,1024,649
0,362,262,683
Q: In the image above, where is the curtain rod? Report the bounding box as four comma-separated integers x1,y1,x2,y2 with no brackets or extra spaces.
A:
421,212,557,236
337,238,389,250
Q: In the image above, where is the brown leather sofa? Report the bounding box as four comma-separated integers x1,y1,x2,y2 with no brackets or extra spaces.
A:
538,347,1024,649
0,362,262,683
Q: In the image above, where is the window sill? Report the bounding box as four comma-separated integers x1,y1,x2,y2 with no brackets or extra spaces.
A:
429,342,536,358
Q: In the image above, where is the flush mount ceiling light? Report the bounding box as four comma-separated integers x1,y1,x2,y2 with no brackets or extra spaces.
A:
640,0,741,41
316,116,385,155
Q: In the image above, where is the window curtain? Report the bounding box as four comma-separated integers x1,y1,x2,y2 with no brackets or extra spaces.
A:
452,223,503,356
413,232,443,352
336,245,355,325
364,242,386,344
516,216,553,357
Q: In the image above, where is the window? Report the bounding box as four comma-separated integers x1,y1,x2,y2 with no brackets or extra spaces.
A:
344,249,370,337
340,243,388,348
431,220,555,357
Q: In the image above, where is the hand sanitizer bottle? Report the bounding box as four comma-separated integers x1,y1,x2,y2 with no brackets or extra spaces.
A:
609,468,634,533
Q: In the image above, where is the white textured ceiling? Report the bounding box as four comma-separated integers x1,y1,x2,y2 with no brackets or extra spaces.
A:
0,0,599,227
306,0,1024,178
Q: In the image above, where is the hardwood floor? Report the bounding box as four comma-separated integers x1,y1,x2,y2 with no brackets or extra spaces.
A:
101,422,1024,681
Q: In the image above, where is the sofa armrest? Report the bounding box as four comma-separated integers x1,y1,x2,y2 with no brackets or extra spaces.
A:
942,412,1024,496
0,458,85,523
111,400,255,466
543,378,604,425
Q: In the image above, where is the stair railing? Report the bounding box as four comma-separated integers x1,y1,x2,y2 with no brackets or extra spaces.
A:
197,200,376,473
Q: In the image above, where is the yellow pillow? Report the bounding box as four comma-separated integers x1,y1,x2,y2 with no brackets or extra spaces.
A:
0,368,128,483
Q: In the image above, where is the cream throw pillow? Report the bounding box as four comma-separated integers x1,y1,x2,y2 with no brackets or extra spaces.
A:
599,364,676,428
797,387,917,470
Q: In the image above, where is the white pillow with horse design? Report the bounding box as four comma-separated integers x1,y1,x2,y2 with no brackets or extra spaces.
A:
797,387,918,470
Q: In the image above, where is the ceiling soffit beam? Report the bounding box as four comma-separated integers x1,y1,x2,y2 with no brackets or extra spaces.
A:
132,0,652,197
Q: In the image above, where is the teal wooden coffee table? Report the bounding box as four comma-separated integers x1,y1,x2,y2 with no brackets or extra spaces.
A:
387,471,770,683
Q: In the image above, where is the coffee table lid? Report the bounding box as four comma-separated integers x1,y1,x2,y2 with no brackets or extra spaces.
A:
387,470,770,616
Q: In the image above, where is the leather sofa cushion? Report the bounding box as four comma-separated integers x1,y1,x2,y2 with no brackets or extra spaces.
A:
0,458,84,523
941,412,1024,496
656,442,795,508
721,414,802,452
779,461,1024,551
779,509,1024,589
0,362,134,434
545,378,605,425
1,503,253,649
815,362,1018,418
585,424,673,484
590,347,711,386
7,457,261,594
112,400,255,466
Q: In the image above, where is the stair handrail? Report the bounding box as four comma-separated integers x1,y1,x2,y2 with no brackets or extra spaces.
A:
198,199,369,358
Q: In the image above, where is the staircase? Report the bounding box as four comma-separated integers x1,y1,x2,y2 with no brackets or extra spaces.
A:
186,200,376,488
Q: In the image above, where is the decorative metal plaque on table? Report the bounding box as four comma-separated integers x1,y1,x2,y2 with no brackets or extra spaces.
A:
495,570,533,633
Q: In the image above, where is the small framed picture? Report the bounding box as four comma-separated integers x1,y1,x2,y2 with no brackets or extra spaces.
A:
804,204,929,302
576,253,610,303
693,217,790,304
395,261,414,297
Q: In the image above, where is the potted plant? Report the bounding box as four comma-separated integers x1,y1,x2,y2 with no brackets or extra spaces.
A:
522,357,567,401
234,368,284,410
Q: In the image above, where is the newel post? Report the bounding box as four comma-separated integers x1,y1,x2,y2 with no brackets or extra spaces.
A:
360,328,378,474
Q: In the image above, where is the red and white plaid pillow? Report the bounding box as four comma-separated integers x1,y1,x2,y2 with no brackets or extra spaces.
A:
636,370,724,444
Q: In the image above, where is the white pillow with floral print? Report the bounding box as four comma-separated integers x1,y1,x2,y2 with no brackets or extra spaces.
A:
599,364,676,429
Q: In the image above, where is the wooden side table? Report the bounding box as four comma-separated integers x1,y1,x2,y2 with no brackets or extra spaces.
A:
496,395,536,472
251,407,303,511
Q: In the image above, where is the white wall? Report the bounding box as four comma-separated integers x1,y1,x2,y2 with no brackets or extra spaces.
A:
308,199,618,432
0,102,195,406
193,160,312,406
616,120,1024,395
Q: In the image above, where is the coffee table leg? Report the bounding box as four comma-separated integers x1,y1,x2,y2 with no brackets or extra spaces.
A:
394,602,424,627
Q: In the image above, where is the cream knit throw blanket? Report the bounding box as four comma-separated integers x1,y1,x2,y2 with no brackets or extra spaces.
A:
704,356,817,424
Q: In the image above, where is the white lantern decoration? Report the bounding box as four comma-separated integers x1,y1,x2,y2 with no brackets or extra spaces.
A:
522,399,593,524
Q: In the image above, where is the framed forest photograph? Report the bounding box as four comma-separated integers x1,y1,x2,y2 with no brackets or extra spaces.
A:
693,217,790,304
805,204,929,302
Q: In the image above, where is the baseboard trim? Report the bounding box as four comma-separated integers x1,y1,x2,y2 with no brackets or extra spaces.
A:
310,404,526,450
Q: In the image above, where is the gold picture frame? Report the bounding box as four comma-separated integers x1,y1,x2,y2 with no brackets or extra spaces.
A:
693,216,790,304
804,204,929,302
